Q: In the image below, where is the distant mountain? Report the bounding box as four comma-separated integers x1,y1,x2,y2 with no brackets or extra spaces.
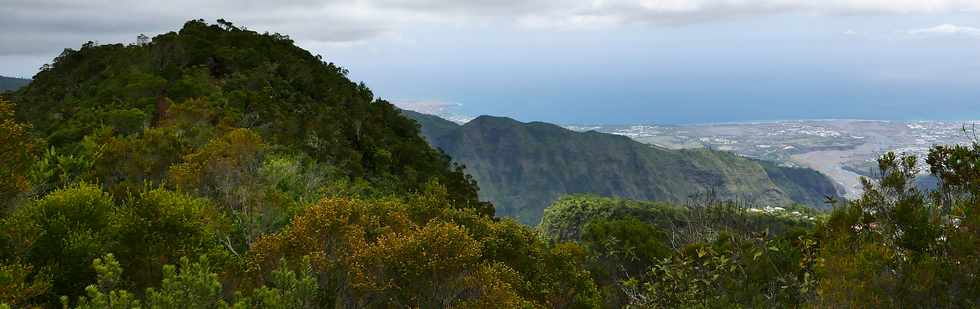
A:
401,109,460,143
404,111,842,224
0,76,30,91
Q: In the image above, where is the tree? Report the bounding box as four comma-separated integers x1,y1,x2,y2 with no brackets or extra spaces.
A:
170,128,271,251
0,98,36,206
1,183,118,303
581,217,670,307
71,254,141,309
236,258,319,309
114,188,228,289
145,256,226,308
816,149,980,307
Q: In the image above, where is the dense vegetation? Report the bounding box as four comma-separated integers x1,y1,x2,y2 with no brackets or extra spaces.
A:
541,140,980,307
0,20,589,307
404,112,841,224
3,20,980,308
537,195,822,307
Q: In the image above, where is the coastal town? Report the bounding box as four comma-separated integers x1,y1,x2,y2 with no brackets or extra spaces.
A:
568,120,978,197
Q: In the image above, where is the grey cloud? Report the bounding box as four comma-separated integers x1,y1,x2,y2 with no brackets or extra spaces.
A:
0,0,382,55
373,0,559,16
581,2,794,26
539,0,980,28
4,0,980,57
0,0,569,56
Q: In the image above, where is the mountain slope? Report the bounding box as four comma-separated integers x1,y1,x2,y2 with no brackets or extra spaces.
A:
0,76,30,92
406,113,841,224
0,21,602,307
9,20,486,213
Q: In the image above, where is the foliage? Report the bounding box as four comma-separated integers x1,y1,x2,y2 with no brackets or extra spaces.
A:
814,147,980,307
71,254,141,309
144,256,226,308
540,195,818,307
247,193,599,308
1,183,119,302
2,19,594,308
581,218,670,307
113,189,228,289
0,98,36,206
540,195,815,246
628,231,817,308
0,263,50,307
11,19,483,211
236,258,319,309
63,254,324,309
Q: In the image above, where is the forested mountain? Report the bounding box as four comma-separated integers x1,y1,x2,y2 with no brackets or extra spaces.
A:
0,76,30,92
1,20,596,307
4,19,980,308
404,112,841,224
10,20,490,213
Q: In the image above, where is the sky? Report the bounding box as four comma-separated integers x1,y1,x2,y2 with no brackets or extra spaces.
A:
3,0,980,124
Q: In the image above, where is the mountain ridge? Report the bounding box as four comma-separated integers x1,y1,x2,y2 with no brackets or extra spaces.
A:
0,76,30,92
403,110,842,224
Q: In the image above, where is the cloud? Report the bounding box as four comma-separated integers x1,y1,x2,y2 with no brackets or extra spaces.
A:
518,14,623,30
2,0,980,57
0,0,414,55
906,24,980,37
516,0,980,29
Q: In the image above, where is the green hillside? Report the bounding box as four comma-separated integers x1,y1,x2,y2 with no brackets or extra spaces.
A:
2,20,603,307
10,20,487,212
0,76,30,92
405,113,842,224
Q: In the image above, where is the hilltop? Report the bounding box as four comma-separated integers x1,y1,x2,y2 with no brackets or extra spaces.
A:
9,20,486,212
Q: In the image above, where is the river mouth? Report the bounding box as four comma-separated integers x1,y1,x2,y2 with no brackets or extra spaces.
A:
790,142,880,199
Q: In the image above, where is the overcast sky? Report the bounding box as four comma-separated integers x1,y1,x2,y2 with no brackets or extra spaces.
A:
3,0,980,124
